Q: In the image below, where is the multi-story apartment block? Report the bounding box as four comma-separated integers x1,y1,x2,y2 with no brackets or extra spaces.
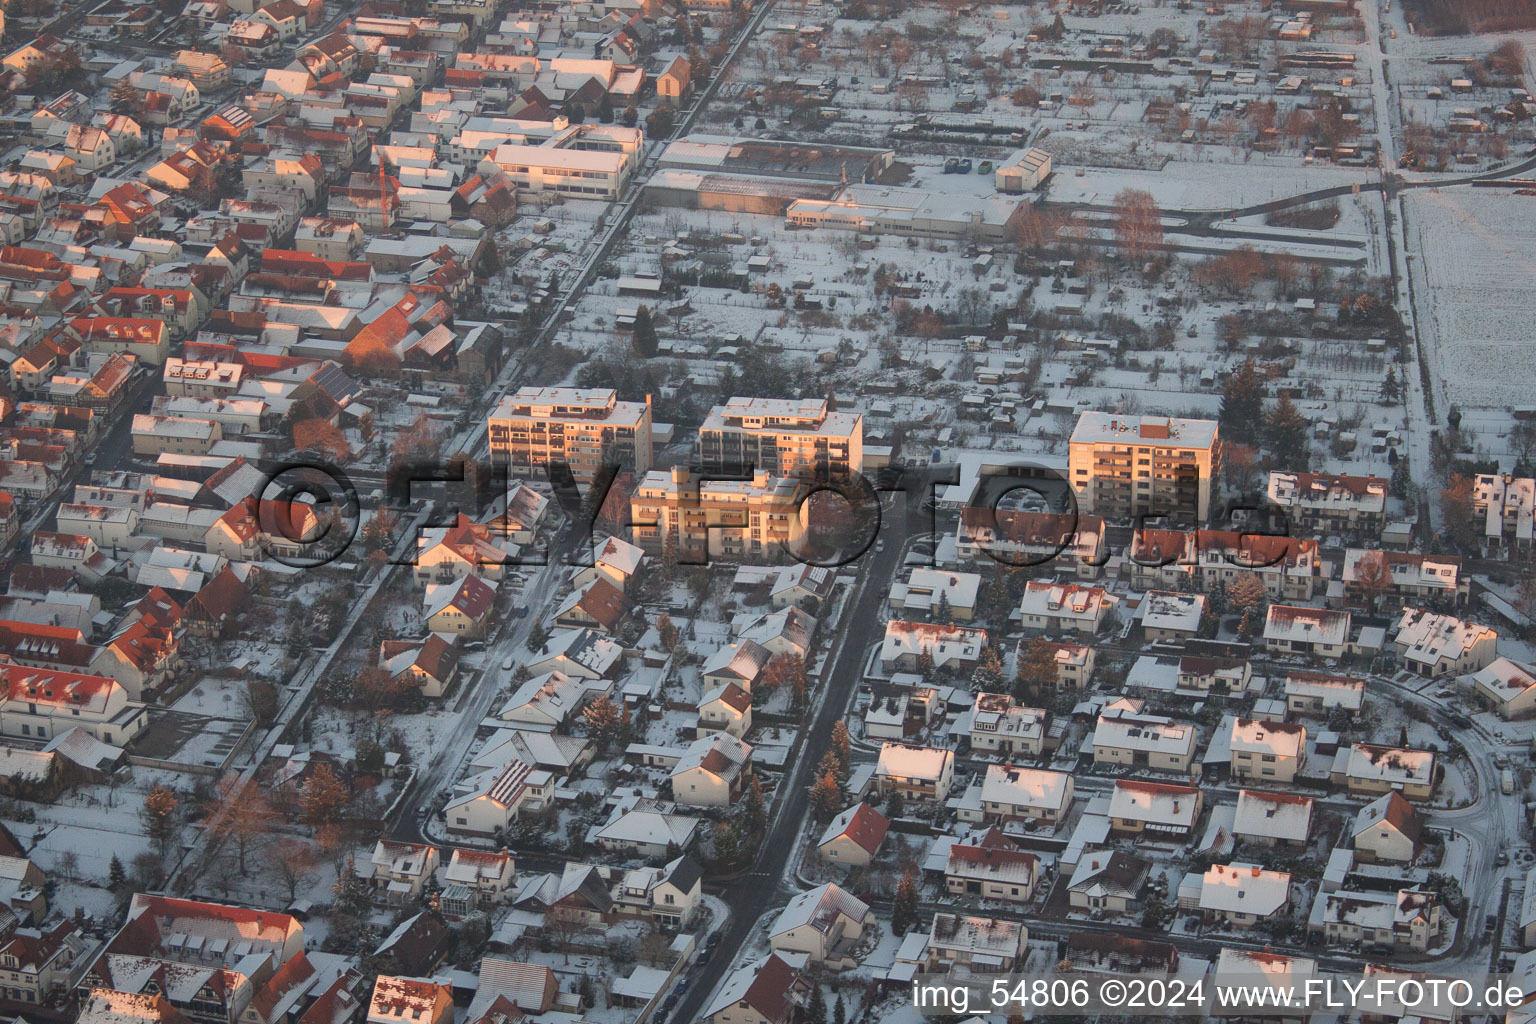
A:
1267,471,1388,537
698,397,863,480
629,467,809,560
487,387,652,486
1068,413,1220,523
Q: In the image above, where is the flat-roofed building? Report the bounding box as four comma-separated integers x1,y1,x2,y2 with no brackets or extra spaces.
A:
629,466,809,561
1068,412,1221,523
487,386,652,486
699,397,862,480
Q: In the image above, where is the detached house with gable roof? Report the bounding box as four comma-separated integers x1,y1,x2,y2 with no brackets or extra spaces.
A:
1017,581,1118,634
1197,863,1291,928
879,621,987,673
1472,658,1536,719
413,514,517,585
1092,699,1198,774
1332,743,1437,801
702,953,806,1024
1233,789,1314,848
1351,791,1425,864
423,575,497,639
1264,605,1352,661
817,803,890,868
441,849,515,914
944,829,1039,902
964,764,1074,826
1230,718,1307,783
1316,888,1442,952
875,742,954,804
1108,779,1203,837
0,665,148,746
357,841,440,906
768,882,869,969
671,733,752,808
378,635,459,698
1068,851,1149,914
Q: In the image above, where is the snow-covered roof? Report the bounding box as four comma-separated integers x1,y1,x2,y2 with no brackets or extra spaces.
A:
1233,789,1313,843
1472,657,1536,702
1264,604,1350,647
1339,743,1435,786
1070,412,1218,450
969,692,1047,743
1393,606,1497,667
1093,706,1196,757
1229,718,1306,759
1283,672,1366,710
979,764,1071,810
1199,862,1290,917
770,882,869,938
875,742,953,783
1138,590,1205,632
1107,780,1200,830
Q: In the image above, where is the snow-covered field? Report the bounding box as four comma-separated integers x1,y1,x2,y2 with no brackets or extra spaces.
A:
1404,187,1536,410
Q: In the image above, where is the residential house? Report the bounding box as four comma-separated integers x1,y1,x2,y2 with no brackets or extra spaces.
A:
1017,581,1117,634
879,621,986,673
1316,888,1441,952
888,568,979,621
956,508,1107,579
1392,607,1498,678
378,635,459,698
1332,743,1437,801
1284,672,1366,717
1263,605,1351,661
1230,719,1307,784
874,742,954,804
1268,471,1388,536
1092,700,1198,774
1198,863,1291,928
1067,852,1149,915
944,829,1039,903
817,803,889,868
358,841,440,906
967,692,1049,758
1233,790,1314,848
444,759,554,836
1351,792,1426,864
701,954,805,1024
670,733,752,807
612,856,702,928
414,515,517,585
696,683,752,739
441,849,516,913
0,921,86,1006
924,913,1027,971
969,764,1074,826
1472,658,1536,719
1138,590,1206,641
367,977,452,1024
1107,779,1203,837
422,575,497,639
767,883,869,968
